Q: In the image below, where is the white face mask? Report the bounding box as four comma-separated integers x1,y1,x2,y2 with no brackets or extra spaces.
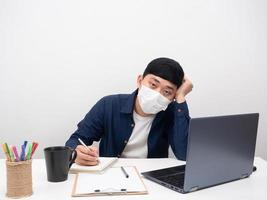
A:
137,85,172,114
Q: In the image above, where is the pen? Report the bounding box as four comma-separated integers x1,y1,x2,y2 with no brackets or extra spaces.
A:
23,141,28,150
9,145,15,162
22,141,28,160
78,138,99,162
12,146,19,162
30,142,39,159
2,144,11,161
121,166,129,178
26,143,33,160
5,143,11,161
20,145,25,161
78,138,90,150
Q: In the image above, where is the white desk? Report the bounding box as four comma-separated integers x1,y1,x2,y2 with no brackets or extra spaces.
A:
0,157,267,200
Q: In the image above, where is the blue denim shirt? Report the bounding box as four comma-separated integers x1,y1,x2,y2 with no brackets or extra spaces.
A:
65,89,190,160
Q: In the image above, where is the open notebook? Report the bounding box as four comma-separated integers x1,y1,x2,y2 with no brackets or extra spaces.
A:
71,166,148,197
70,157,118,173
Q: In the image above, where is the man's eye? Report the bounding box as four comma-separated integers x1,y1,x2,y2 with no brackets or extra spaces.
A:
164,91,171,96
150,83,156,88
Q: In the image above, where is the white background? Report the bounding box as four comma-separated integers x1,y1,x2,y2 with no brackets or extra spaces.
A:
0,0,266,160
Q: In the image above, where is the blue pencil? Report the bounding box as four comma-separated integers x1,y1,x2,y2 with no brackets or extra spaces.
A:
20,145,25,161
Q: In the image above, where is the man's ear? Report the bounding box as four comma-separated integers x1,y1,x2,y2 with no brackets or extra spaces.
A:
137,75,143,89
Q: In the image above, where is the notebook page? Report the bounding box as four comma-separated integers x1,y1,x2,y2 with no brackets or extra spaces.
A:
70,157,117,172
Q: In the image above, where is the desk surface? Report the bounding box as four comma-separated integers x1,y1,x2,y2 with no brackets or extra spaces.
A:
1,157,267,200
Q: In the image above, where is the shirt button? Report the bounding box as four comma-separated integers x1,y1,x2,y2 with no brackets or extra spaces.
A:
131,123,135,127
177,109,182,112
124,140,128,144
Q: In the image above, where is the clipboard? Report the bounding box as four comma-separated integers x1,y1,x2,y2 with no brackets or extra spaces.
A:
71,166,148,197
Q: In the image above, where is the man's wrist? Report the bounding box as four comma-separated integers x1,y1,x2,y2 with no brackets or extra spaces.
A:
176,95,186,103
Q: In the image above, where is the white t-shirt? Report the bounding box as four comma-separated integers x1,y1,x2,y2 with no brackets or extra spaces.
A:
121,111,155,158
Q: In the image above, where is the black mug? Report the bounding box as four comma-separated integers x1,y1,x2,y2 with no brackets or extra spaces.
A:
44,146,77,182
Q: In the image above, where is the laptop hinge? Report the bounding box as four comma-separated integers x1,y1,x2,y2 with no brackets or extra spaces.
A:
189,186,199,192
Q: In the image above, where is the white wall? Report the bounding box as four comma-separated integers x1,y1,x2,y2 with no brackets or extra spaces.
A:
0,0,266,160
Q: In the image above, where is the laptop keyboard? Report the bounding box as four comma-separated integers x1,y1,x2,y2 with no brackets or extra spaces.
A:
142,165,186,189
158,172,185,188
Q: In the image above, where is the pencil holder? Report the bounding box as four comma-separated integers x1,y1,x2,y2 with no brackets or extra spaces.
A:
6,160,33,198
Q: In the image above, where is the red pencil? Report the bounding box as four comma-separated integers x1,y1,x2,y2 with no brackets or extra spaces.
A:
30,142,39,159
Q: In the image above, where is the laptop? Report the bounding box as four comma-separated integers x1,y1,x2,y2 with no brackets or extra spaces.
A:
141,113,259,193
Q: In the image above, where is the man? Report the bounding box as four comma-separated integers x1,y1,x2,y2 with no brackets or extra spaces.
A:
65,57,193,166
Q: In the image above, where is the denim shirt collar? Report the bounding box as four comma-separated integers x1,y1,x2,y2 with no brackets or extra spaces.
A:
120,89,138,114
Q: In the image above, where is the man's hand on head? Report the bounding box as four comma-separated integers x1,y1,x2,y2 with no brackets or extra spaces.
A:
175,76,193,103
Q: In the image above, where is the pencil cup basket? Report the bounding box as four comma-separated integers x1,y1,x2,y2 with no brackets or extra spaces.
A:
6,160,33,198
